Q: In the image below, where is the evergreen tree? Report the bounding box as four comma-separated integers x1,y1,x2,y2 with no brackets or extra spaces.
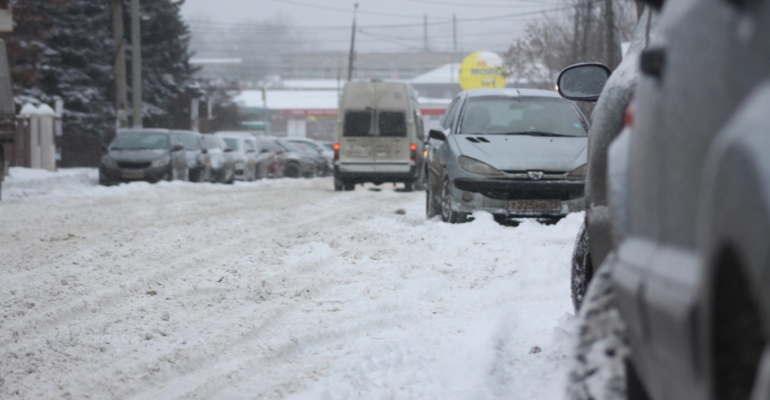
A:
3,0,212,166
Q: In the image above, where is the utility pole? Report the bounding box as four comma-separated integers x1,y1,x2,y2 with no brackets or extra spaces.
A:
113,0,128,129
603,0,618,69
452,14,458,52
423,14,429,52
131,0,143,128
346,3,359,82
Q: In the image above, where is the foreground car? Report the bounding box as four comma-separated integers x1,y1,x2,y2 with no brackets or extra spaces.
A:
99,129,188,185
425,88,588,223
562,2,770,399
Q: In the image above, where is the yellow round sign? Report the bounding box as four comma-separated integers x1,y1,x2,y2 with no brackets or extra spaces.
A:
458,51,507,91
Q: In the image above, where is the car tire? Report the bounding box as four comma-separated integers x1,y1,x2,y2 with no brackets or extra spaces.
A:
441,178,467,224
344,183,355,191
334,178,343,191
565,254,631,400
404,181,414,192
284,162,302,179
571,222,594,313
426,181,441,218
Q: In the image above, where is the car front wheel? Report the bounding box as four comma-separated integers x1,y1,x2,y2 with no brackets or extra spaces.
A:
441,178,467,223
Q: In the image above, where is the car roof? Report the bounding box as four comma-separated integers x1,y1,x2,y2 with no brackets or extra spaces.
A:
117,128,170,135
172,130,201,136
463,88,562,99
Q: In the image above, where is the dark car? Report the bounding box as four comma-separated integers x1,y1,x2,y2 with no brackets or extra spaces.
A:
215,132,257,181
285,138,333,176
256,136,284,179
559,2,770,400
200,134,235,184
173,130,210,183
99,129,188,185
276,139,318,178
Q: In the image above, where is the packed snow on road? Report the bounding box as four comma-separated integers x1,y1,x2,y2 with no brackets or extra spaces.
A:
1,168,582,399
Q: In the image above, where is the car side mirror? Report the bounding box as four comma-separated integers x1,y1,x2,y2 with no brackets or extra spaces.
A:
172,144,184,152
261,148,270,153
224,147,233,153
557,63,611,102
428,129,446,141
201,148,208,154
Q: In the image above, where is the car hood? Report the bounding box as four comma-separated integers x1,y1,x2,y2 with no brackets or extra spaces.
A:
109,149,168,162
453,134,587,172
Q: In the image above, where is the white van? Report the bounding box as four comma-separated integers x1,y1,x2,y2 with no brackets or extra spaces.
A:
333,81,425,191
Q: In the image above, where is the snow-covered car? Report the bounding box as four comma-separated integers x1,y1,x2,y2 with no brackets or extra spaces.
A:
173,130,210,183
200,134,235,184
99,129,189,184
425,88,588,224
556,10,656,313
215,132,258,181
560,2,770,399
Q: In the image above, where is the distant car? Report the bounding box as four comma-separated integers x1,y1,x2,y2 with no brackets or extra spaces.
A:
255,136,284,179
200,134,235,184
275,139,318,178
285,138,332,176
173,130,210,183
425,88,588,224
215,132,258,181
99,129,188,185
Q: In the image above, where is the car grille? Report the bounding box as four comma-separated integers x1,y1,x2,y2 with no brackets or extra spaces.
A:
117,161,151,169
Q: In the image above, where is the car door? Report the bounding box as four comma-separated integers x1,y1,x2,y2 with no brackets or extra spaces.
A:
429,96,463,188
374,109,409,173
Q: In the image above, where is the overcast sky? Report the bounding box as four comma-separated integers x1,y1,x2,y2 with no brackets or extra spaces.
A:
181,0,566,53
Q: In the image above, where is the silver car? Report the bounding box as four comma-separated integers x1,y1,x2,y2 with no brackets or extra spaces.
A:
425,88,588,224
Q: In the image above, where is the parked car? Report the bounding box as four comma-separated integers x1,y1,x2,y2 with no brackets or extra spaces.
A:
215,132,257,181
285,138,333,176
560,2,770,399
275,139,318,178
255,136,284,179
0,40,14,201
99,129,188,185
200,134,235,184
334,81,426,192
173,130,210,183
425,88,588,224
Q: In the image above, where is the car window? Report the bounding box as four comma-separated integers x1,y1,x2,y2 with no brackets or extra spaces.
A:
378,111,407,137
201,136,220,150
343,110,373,137
458,96,587,137
415,113,425,141
178,133,201,150
223,138,239,151
111,133,169,150
441,98,461,130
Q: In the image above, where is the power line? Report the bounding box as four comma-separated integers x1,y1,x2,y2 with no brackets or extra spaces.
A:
267,0,450,20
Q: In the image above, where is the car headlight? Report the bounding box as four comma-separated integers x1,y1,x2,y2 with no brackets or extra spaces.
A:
150,155,171,168
567,164,587,178
101,156,117,168
458,156,503,176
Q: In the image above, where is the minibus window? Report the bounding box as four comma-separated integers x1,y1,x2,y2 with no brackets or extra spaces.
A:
343,111,373,137
378,111,407,137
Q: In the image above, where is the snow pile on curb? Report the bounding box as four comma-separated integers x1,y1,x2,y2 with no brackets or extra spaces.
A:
3,167,98,201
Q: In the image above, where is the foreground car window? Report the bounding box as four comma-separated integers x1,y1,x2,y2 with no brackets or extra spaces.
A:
459,96,587,137
111,133,169,150
378,111,407,137
343,111,373,137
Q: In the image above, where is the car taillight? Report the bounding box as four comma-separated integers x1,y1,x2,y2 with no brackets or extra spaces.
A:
410,143,417,161
623,97,635,128
333,143,340,161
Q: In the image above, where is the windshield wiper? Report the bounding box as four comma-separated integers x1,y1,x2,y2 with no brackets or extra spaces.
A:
502,131,574,137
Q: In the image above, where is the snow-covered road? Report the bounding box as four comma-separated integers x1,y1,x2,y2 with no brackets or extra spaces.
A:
0,168,580,399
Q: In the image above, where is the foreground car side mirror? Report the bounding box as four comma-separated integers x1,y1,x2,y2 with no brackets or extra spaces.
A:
557,63,611,102
428,129,446,141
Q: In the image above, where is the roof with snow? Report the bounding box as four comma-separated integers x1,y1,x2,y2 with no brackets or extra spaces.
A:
236,90,339,110
409,63,461,84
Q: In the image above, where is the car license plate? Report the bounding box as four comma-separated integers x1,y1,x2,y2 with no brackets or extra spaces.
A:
121,170,144,179
508,199,561,212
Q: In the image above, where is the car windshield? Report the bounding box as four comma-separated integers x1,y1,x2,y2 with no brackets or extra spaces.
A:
278,141,302,152
110,133,169,150
201,136,220,150
177,134,200,150
458,96,587,137
222,138,239,151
